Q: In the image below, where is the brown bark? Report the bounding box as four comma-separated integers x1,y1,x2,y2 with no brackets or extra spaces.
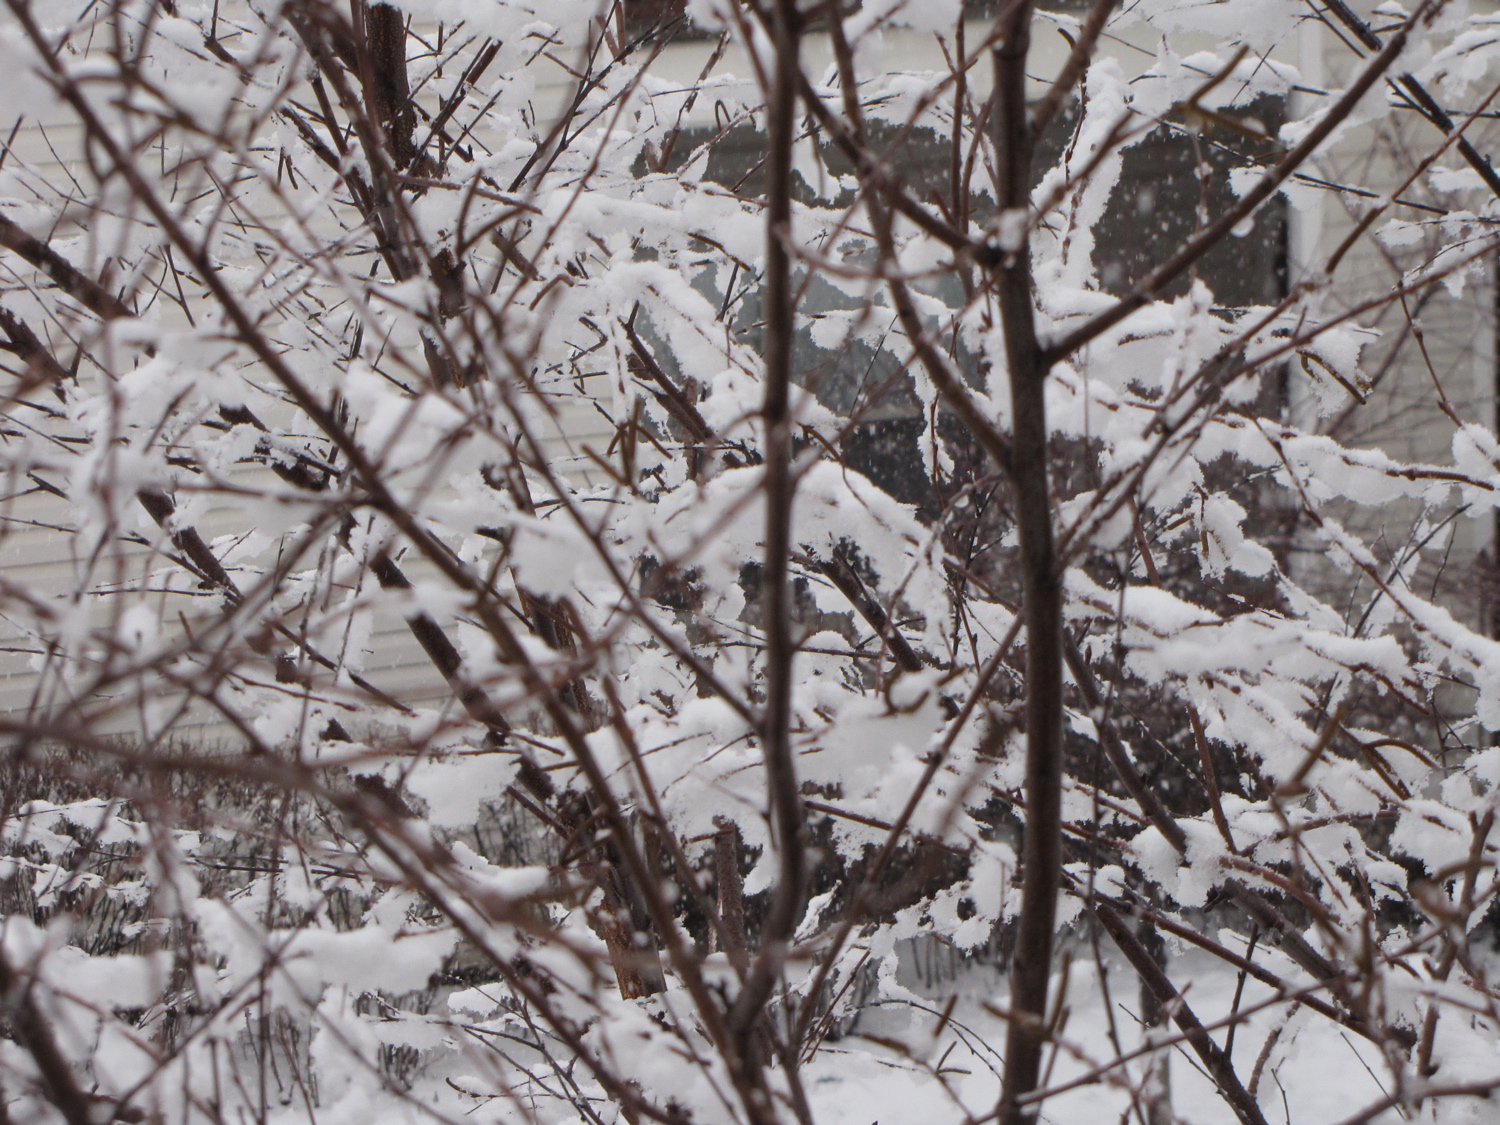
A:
991,5,1066,1124
358,1,418,171
726,0,807,1056
1095,902,1269,1125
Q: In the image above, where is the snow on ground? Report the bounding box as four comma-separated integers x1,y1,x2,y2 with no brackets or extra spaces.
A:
796,942,1500,1125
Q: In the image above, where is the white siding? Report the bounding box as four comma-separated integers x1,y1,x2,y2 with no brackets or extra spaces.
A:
1,8,1495,745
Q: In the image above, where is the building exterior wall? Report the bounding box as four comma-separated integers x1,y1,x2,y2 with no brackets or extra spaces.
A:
0,3,1495,739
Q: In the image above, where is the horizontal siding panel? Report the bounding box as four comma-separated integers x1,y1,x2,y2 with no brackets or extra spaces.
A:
0,12,1494,746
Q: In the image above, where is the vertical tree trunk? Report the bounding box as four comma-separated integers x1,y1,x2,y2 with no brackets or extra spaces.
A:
359,0,417,170
714,818,749,967
726,2,809,1116
991,4,1066,1124
1138,917,1174,1125
756,0,806,956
